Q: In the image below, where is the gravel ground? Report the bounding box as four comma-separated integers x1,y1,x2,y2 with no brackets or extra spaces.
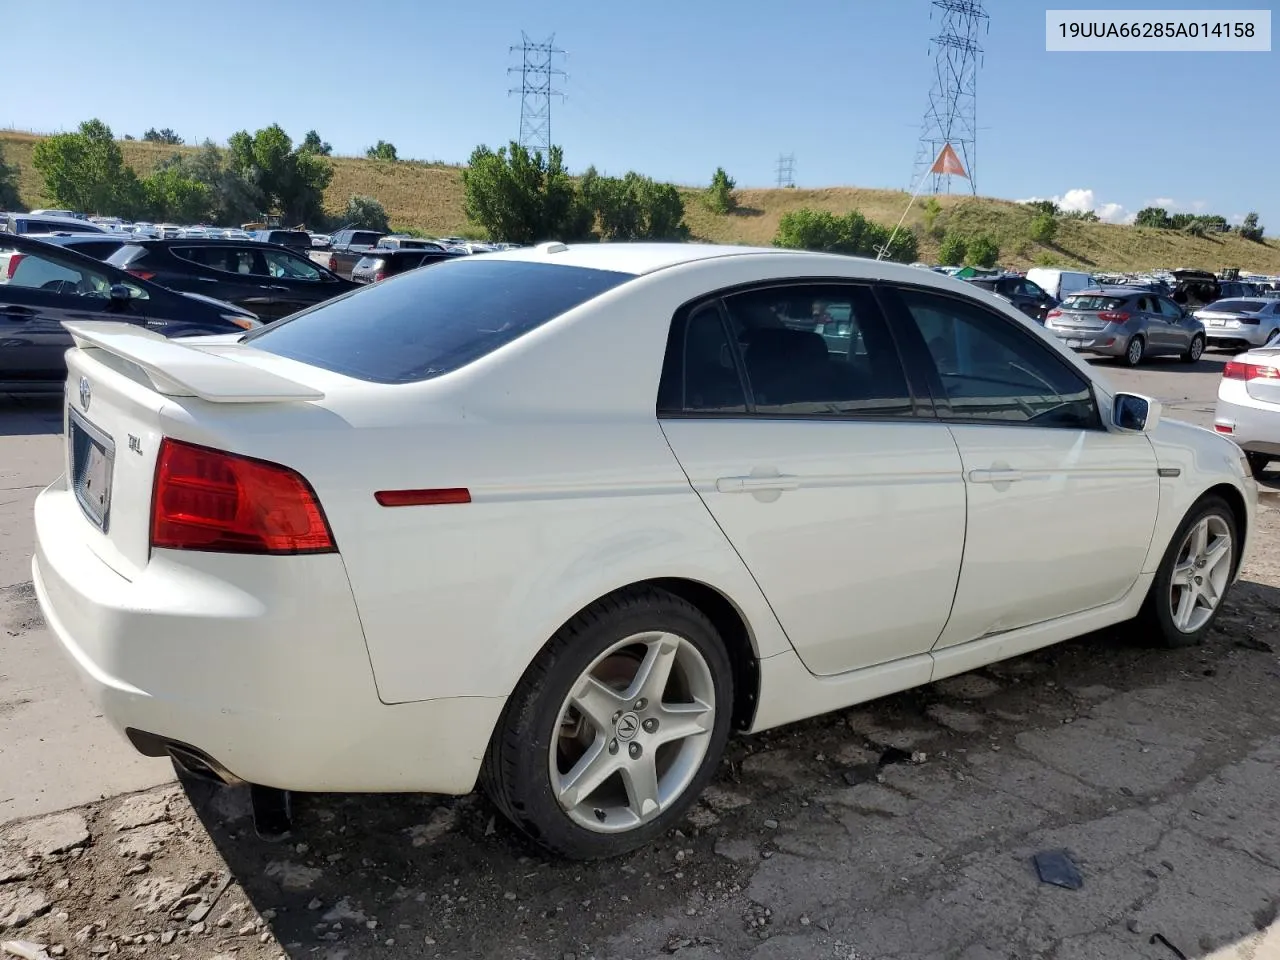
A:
2,499,1279,960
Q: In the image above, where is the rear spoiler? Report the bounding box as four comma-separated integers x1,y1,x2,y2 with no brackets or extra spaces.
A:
62,321,324,403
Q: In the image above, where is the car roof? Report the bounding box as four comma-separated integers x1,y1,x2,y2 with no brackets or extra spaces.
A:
478,241,842,276
122,238,302,250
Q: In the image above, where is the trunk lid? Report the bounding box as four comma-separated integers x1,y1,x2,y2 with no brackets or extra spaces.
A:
1237,347,1280,404
58,321,333,580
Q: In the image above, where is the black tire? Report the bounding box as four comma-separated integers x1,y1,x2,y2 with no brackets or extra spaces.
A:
1138,495,1239,648
481,586,734,860
1246,451,1271,479
1123,335,1145,366
1181,334,1205,363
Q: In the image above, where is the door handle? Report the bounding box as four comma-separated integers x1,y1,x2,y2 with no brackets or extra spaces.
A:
968,468,1023,484
715,475,801,494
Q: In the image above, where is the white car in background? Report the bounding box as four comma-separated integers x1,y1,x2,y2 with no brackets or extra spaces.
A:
1215,341,1280,476
32,243,1257,859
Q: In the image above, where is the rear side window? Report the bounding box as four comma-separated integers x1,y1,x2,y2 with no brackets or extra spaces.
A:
246,258,631,383
1063,295,1125,311
350,232,382,247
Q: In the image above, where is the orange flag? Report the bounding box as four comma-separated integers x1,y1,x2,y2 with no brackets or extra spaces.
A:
929,143,969,179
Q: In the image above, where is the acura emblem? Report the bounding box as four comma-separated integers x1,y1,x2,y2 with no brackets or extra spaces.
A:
78,376,91,412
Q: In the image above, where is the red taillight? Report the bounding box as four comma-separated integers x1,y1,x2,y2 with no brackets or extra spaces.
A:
126,269,156,281
5,253,25,279
1224,361,1280,381
1098,311,1130,323
373,271,386,282
327,254,337,271
150,439,335,555
1046,308,1062,319
1214,423,1235,434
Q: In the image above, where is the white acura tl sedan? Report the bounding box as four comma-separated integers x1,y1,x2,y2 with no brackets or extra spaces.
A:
33,243,1257,859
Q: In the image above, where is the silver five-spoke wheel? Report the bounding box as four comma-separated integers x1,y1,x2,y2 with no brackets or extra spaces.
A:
1168,514,1233,634
551,631,715,833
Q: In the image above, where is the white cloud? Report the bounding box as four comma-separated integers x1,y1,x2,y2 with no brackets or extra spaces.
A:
1017,187,1130,224
1154,197,1176,207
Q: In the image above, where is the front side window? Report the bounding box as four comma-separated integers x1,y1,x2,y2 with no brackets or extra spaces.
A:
1156,298,1185,319
262,249,321,281
246,258,631,384
895,287,1099,429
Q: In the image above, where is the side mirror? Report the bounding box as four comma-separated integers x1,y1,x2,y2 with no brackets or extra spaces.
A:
108,283,132,302
1113,392,1161,433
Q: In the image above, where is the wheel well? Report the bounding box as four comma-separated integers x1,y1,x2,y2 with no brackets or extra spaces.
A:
633,578,760,732
1203,482,1249,576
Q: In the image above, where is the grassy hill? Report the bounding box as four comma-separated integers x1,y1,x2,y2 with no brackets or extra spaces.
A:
5,129,1279,273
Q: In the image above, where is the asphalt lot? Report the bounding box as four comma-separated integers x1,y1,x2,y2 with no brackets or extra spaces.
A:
3,349,1280,959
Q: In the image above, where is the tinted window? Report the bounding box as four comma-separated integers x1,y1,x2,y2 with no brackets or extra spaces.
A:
1211,300,1265,313
350,232,382,247
262,249,321,280
1063,295,1125,311
246,259,631,383
718,285,913,417
897,287,1098,428
173,246,258,274
0,240,132,298
657,306,748,415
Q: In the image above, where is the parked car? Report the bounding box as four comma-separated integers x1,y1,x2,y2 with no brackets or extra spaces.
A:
106,239,357,322
376,235,447,252
0,233,259,392
1214,346,1280,477
1025,267,1095,302
1193,298,1280,350
1,213,107,235
324,229,387,279
250,229,313,253
351,248,462,284
32,242,1256,859
28,232,136,261
965,273,1057,322
1045,288,1205,365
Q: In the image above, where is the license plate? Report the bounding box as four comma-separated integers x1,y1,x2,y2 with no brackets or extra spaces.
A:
68,408,114,532
1209,319,1226,326
1066,338,1083,348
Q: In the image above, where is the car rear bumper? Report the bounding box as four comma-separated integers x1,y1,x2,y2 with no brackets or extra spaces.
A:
1214,389,1280,456
31,482,503,795
1048,329,1126,356
1204,325,1272,347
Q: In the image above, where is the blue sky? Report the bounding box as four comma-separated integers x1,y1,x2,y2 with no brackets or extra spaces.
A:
7,1,1277,227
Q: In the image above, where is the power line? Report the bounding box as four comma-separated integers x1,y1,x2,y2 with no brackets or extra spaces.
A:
508,32,567,155
912,0,989,195
775,153,796,189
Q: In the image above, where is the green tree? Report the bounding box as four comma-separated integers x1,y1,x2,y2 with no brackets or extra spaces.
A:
922,196,943,238
1062,209,1099,222
937,231,967,266
1184,220,1207,237
1134,206,1170,228
462,142,591,243
340,195,390,232
227,124,332,225
366,140,398,162
1029,212,1057,244
0,144,21,210
1024,199,1059,216
1240,212,1265,242
142,127,183,145
581,169,689,241
165,140,264,226
300,130,333,156
31,118,138,215
965,233,1000,268
1199,214,1228,232
141,166,212,222
705,166,737,215
772,208,917,262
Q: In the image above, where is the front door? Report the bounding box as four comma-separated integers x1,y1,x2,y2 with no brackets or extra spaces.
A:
658,283,967,677
882,285,1159,647
255,247,333,319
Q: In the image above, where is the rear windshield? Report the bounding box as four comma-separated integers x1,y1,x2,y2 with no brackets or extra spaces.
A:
349,231,382,247
246,258,632,383
1063,295,1125,311
1209,300,1264,313
269,231,310,245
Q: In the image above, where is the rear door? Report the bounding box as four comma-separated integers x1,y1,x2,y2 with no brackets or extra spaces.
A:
1154,296,1195,350
169,245,275,316
659,282,967,677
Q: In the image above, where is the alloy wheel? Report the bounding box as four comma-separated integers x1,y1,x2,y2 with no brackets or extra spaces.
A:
1168,514,1233,634
1190,337,1203,360
549,631,715,834
1127,337,1143,365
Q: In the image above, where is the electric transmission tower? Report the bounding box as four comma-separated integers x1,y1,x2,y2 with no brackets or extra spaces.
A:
508,33,566,155
912,1,988,195
775,153,796,189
